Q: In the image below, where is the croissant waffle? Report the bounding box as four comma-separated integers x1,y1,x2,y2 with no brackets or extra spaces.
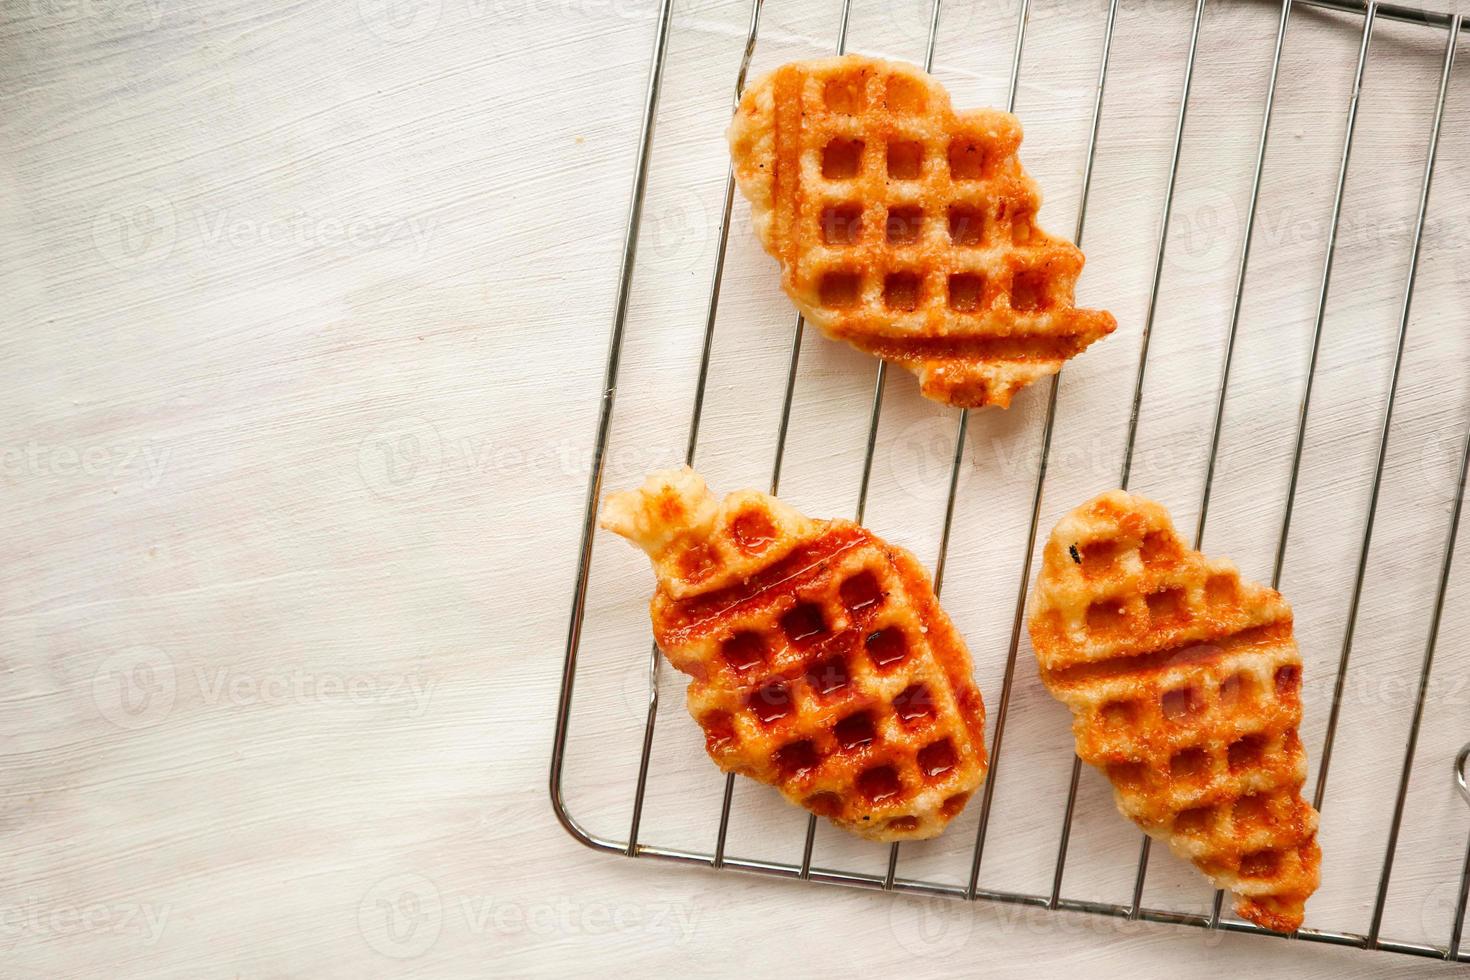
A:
600,466,988,841
1028,490,1320,932
728,54,1116,409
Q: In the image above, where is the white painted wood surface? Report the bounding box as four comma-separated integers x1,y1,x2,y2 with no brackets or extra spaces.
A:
5,0,1470,975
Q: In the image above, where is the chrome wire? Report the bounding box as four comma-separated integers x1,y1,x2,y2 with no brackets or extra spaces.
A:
969,0,1119,903
632,0,769,859
1050,0,1208,916
1451,744,1470,959
1153,0,1294,925
551,0,1470,964
1364,20,1463,946
714,0,861,873
550,0,678,851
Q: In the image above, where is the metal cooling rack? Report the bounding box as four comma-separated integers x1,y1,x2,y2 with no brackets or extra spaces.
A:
551,0,1470,962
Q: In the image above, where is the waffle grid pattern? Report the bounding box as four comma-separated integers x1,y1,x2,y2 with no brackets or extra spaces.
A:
1029,490,1321,933
728,54,1116,408
601,468,988,842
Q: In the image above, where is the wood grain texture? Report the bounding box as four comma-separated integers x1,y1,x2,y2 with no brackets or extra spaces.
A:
3,0,1470,976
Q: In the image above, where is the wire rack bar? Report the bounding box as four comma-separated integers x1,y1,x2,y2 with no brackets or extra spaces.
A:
1363,21,1464,944
1124,0,1213,918
1128,0,1297,924
626,0,767,858
1272,7,1376,597
970,0,1118,903
552,0,1470,964
549,0,675,848
1308,0,1456,815
1452,745,1470,958
1303,0,1465,26
884,0,1030,894
876,0,953,892
1049,0,1207,914
790,0,862,882
710,0,864,875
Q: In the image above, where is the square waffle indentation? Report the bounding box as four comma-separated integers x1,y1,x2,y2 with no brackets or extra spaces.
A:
834,711,876,750
820,204,863,245
819,270,863,309
839,570,884,611
947,204,986,245
1170,746,1212,780
885,74,926,113
1010,269,1052,312
893,683,936,726
917,738,957,779
1228,733,1268,772
883,271,924,312
947,273,986,313
865,627,909,670
823,76,866,115
947,137,986,179
885,206,923,244
886,140,924,180
822,138,865,179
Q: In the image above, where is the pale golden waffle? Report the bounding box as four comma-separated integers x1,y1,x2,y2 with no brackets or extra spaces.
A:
727,54,1116,409
600,466,988,841
1027,490,1320,932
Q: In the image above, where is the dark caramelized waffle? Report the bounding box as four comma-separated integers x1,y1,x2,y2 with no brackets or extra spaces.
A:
600,466,988,841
